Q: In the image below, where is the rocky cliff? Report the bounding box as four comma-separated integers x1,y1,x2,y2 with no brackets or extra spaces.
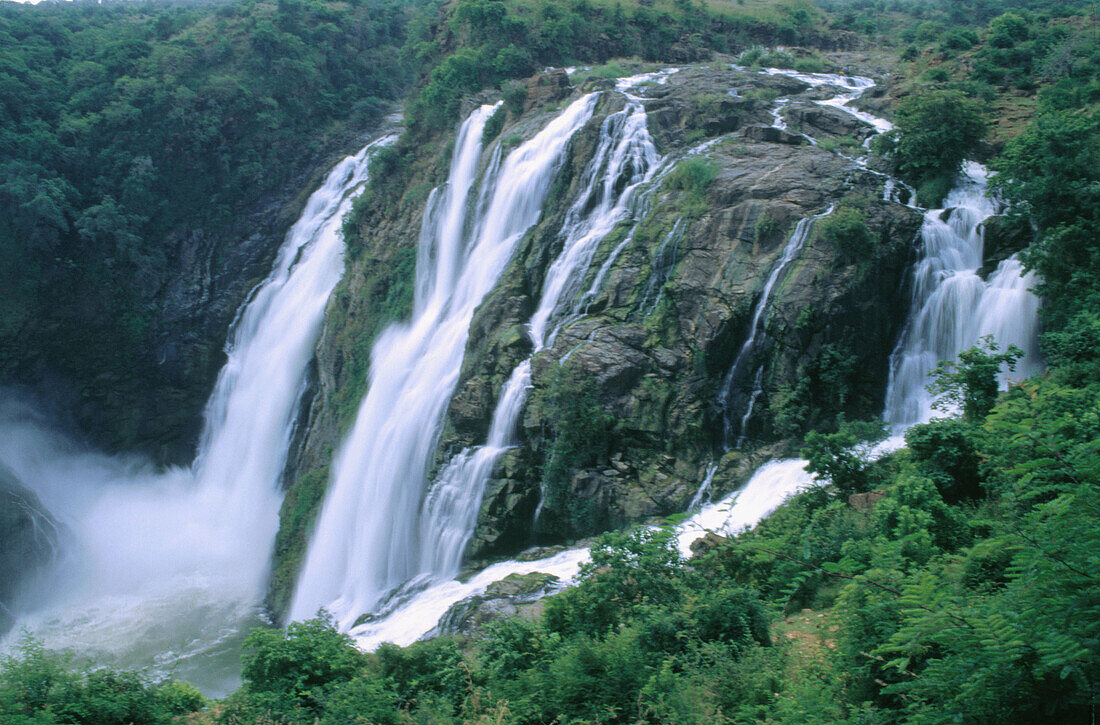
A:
0,463,62,633
273,56,923,616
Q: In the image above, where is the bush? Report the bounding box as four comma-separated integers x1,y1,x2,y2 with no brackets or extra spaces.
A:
0,637,205,725
877,88,986,189
239,614,365,719
926,336,1023,421
482,103,506,144
502,79,527,115
904,418,983,501
545,528,683,637
667,157,718,216
816,206,872,263
801,418,887,496
533,364,616,537
754,210,784,242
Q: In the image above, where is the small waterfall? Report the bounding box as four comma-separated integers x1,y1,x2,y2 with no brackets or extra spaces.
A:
718,206,835,448
289,95,600,629
884,163,1042,427
637,216,686,315
0,135,393,691
688,462,718,510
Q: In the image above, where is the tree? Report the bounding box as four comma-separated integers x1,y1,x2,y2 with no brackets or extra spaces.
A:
875,88,986,204
927,336,1023,421
801,417,887,496
239,613,365,719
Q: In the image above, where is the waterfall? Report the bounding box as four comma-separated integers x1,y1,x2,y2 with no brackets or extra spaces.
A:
884,162,1042,427
341,455,814,650
718,206,835,448
638,216,686,315
688,462,719,510
0,135,393,692
289,94,600,629
419,91,660,577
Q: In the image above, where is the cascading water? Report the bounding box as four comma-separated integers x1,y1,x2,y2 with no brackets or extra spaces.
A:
717,206,835,448
297,67,1042,651
423,89,661,566
300,67,906,647
289,94,600,629
688,462,719,510
337,454,814,650
0,135,393,692
638,216,686,315
884,162,1042,427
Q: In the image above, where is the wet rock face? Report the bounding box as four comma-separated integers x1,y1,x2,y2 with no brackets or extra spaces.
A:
0,464,62,633
522,69,573,111
743,125,807,145
428,571,560,638
438,61,922,554
980,214,1035,275
783,103,876,141
284,58,921,580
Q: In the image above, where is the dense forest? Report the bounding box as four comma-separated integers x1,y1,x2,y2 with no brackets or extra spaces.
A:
1,0,1098,722
0,0,416,456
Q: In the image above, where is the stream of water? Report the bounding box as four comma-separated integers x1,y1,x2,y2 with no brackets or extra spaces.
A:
0,135,393,694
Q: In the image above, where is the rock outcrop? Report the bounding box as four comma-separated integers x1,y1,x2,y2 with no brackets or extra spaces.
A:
0,464,62,633
275,57,923,616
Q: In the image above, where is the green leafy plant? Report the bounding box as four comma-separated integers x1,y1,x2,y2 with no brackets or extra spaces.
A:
927,336,1023,421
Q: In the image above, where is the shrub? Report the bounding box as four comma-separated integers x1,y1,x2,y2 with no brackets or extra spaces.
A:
801,418,887,496
877,88,986,190
904,418,983,501
502,79,527,115
533,364,616,537
754,210,783,242
544,528,683,637
666,157,719,216
482,103,507,144
0,637,206,725
926,336,1023,421
816,206,872,263
239,614,365,719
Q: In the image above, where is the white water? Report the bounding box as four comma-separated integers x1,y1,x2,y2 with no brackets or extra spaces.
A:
423,84,662,568
311,67,914,647
0,136,392,692
344,455,813,649
289,95,600,629
718,206,835,447
884,163,1042,427
688,462,718,511
638,216,686,315
295,66,1043,653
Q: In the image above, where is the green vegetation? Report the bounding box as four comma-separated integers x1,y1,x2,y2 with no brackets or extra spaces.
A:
802,417,887,496
0,0,416,454
0,637,206,725
4,0,1099,723
402,0,831,138
532,363,616,538
665,157,718,216
926,336,1023,421
874,89,986,206
815,205,873,264
753,208,784,242
269,464,330,619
